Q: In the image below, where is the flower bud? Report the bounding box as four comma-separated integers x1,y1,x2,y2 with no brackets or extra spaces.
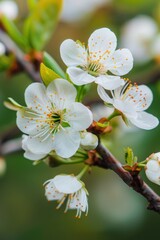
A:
145,153,160,185
80,132,98,150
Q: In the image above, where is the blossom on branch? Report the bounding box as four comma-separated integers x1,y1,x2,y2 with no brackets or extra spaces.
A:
60,28,133,90
145,153,160,185
98,81,159,130
16,79,93,158
44,174,88,218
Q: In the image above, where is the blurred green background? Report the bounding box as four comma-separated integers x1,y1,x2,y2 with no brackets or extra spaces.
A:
0,0,160,239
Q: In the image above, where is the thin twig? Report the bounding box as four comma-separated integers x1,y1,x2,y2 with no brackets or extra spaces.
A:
0,29,41,82
95,142,160,214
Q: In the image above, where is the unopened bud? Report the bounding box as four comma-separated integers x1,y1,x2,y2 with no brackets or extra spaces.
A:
145,152,160,185
80,132,98,150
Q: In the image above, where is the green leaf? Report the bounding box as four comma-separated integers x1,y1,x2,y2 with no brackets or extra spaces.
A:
4,98,22,111
43,52,66,78
124,147,138,167
40,63,60,86
1,15,30,52
24,0,62,50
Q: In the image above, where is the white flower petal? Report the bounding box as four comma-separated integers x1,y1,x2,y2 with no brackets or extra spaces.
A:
54,129,81,158
47,79,77,109
66,102,93,131
53,175,82,194
125,85,153,111
95,75,124,90
44,179,65,201
16,108,44,135
88,28,117,61
129,111,159,130
67,67,95,85
69,188,88,213
150,153,160,161
60,39,87,66
25,83,51,113
26,135,54,154
22,135,47,160
97,85,113,104
107,49,133,76
146,160,160,172
114,99,137,117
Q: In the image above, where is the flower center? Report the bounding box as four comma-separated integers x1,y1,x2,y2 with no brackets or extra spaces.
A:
52,113,61,124
81,60,105,77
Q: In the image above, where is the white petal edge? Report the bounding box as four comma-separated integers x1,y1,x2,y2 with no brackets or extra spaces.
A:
60,39,87,66
129,85,153,111
47,79,77,108
95,75,124,90
44,179,65,201
26,135,54,154
53,175,82,194
129,111,159,130
88,28,117,61
25,82,51,113
67,67,96,86
69,188,88,213
54,129,81,158
66,102,93,131
107,48,133,76
16,109,44,135
97,85,113,104
22,135,47,161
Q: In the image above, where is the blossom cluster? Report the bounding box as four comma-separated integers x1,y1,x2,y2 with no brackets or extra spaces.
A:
7,27,160,217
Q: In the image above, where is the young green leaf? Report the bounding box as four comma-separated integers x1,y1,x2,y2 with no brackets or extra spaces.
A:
40,63,60,86
43,52,66,78
1,15,30,52
24,0,62,50
124,147,138,167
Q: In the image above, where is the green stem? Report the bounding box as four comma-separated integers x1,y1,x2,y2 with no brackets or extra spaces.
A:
139,159,148,164
76,85,85,102
76,165,90,179
137,163,146,168
55,157,85,165
107,109,121,121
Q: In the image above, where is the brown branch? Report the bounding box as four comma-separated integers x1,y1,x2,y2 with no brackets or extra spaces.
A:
0,29,42,82
95,142,160,214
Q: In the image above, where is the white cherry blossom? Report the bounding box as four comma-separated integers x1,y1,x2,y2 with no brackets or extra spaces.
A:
98,81,159,130
60,28,133,90
16,79,93,158
44,174,88,218
145,153,160,185
22,135,47,161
